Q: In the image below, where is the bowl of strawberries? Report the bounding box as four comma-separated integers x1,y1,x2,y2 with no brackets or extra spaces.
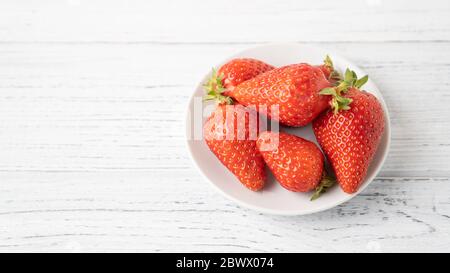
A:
186,43,390,215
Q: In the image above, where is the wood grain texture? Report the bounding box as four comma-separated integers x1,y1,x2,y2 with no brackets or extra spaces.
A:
0,0,449,252
1,173,450,252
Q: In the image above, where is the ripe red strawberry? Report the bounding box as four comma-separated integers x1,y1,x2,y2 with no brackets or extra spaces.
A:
228,63,332,127
218,58,275,91
204,104,266,191
256,131,334,198
204,58,274,104
313,70,385,193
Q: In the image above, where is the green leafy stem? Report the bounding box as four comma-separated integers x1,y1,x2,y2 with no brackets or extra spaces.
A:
203,68,233,105
311,172,336,201
320,56,369,114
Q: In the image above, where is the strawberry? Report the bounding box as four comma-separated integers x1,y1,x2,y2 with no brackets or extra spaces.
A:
256,131,334,199
217,58,275,90
227,63,332,127
204,104,266,191
204,58,274,104
318,55,342,84
313,69,385,193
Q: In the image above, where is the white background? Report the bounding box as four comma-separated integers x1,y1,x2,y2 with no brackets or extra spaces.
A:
0,0,449,252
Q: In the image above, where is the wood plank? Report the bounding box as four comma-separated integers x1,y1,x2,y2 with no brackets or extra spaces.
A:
0,172,449,252
1,0,450,43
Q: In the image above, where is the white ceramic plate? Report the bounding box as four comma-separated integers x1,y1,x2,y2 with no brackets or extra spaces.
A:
185,43,391,215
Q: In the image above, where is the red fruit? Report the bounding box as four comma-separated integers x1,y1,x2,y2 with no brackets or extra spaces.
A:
218,58,275,91
229,63,332,127
313,85,385,194
256,131,327,193
204,104,266,191
204,58,274,104
318,65,332,80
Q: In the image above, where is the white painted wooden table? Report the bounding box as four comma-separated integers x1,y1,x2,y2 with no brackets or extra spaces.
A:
1,0,449,252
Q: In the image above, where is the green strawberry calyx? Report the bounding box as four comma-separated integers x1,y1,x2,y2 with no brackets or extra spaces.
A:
310,171,336,201
203,68,234,105
319,58,369,114
323,55,342,82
